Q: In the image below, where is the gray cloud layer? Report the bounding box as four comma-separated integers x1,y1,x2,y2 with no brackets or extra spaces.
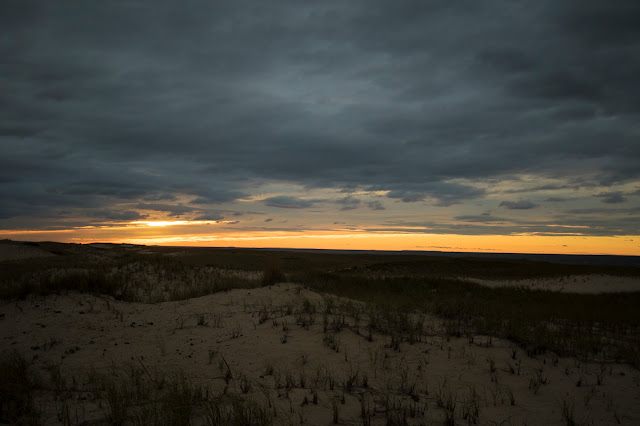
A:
263,196,314,209
1,1,639,237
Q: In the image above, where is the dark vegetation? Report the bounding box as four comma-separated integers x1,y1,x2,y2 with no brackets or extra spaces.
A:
0,351,40,424
298,272,640,365
0,350,273,425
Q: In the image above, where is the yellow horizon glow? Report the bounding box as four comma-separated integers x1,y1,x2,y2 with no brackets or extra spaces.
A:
116,232,639,256
2,227,638,256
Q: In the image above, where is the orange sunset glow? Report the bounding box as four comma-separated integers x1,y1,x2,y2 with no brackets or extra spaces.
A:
2,220,638,256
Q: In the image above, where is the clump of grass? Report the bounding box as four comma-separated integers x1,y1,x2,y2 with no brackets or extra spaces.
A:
258,306,269,324
262,263,285,286
0,351,40,424
596,363,606,386
208,349,218,365
359,393,371,426
204,394,273,425
230,323,242,339
327,369,336,391
344,368,359,394
197,314,208,326
323,332,341,352
561,397,576,426
239,374,252,394
263,361,275,376
79,363,225,424
103,375,132,425
487,355,496,373
461,385,480,423
160,376,207,425
331,399,340,424
443,392,457,426
505,386,516,406
435,378,445,408
528,368,549,395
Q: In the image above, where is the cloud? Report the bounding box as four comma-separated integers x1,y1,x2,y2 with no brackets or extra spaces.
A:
263,196,314,209
188,190,247,204
499,200,539,210
90,210,148,221
597,192,627,204
135,203,195,217
367,200,385,210
386,190,425,203
383,182,485,206
337,196,361,210
193,213,224,221
454,215,509,223
143,193,177,202
565,206,640,215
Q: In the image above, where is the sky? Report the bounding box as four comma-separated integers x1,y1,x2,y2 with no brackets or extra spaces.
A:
1,1,639,255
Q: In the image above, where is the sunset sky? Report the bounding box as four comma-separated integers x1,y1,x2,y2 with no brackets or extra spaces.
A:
1,1,639,255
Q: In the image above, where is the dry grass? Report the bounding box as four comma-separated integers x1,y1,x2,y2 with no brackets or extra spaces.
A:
1,243,639,365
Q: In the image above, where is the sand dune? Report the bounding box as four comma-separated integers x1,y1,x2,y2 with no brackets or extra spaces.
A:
1,283,638,425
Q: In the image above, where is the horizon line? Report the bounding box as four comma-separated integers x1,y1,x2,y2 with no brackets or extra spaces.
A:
6,239,640,259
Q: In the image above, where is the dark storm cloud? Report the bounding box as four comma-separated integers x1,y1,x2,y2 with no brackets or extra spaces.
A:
504,184,576,194
383,183,485,206
367,201,385,211
193,213,224,221
134,203,195,217
337,196,360,211
565,206,640,215
189,190,248,205
386,190,425,203
499,201,539,210
382,216,638,237
142,193,178,202
597,192,627,204
263,196,314,209
1,0,639,235
454,215,510,223
89,210,148,221
547,212,640,237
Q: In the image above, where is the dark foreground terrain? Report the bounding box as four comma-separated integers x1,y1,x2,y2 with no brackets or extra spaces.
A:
1,240,639,424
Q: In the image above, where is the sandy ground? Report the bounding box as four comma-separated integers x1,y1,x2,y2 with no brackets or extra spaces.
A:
1,283,638,425
462,275,640,294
